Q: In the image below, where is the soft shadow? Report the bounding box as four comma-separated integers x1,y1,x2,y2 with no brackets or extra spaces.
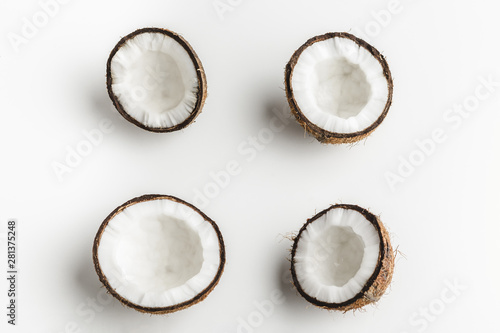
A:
74,248,133,321
89,86,150,139
262,95,316,146
86,85,199,156
277,258,311,314
74,246,181,330
261,93,367,153
277,257,343,321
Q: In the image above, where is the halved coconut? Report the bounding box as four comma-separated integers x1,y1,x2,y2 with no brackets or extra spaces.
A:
290,204,394,311
285,32,393,144
92,194,225,314
106,28,207,132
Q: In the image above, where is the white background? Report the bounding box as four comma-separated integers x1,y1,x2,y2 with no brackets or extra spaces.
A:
1,0,500,332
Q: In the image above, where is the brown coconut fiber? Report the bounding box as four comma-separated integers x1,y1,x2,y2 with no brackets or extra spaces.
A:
285,32,394,144
106,28,208,133
290,204,394,311
92,194,225,314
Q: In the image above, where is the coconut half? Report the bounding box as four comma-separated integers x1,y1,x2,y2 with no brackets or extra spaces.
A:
92,195,225,314
290,204,394,311
285,32,393,144
106,28,207,132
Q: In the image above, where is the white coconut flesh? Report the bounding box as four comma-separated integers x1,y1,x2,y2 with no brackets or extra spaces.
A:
293,208,380,304
97,199,221,308
291,37,389,134
109,32,199,129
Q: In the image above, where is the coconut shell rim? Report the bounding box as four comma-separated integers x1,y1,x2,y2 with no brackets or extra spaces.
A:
284,32,394,142
106,27,208,133
290,203,389,310
92,194,226,314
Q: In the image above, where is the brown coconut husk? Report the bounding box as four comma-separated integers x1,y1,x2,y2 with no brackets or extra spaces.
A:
92,194,225,314
290,204,394,311
106,28,208,133
285,32,393,144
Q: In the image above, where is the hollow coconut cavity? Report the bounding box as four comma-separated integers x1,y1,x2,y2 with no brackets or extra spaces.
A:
291,204,394,311
285,32,393,144
107,28,207,132
93,195,225,314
